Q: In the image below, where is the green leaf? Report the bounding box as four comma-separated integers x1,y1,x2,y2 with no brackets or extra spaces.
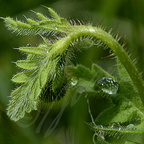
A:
4,8,71,35
27,18,38,25
95,102,140,125
67,64,118,94
48,8,61,21
7,37,69,121
92,123,143,143
95,82,142,124
36,13,49,21
8,60,56,121
67,65,93,81
67,64,116,83
19,46,47,56
91,64,116,80
12,71,32,83
92,82,144,143
16,60,38,70
117,58,131,83
7,81,38,121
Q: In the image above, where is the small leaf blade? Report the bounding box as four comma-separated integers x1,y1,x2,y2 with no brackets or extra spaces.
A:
12,71,32,83
16,60,38,70
7,84,38,121
19,47,47,56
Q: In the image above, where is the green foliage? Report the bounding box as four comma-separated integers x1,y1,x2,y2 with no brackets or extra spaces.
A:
4,7,144,143
69,63,144,143
4,8,71,35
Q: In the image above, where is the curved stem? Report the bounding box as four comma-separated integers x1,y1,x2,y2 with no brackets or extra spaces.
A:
56,25,144,104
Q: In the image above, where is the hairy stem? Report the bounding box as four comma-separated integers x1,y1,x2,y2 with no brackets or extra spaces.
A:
57,25,144,104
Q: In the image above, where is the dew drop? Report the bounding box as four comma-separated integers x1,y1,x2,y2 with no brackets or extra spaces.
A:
26,43,31,47
98,130,105,140
118,127,122,130
99,125,104,128
70,78,78,86
110,122,121,129
95,77,119,95
55,26,58,30
126,124,135,130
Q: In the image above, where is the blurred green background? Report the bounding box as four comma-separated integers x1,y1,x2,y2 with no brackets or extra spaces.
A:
1,0,144,143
